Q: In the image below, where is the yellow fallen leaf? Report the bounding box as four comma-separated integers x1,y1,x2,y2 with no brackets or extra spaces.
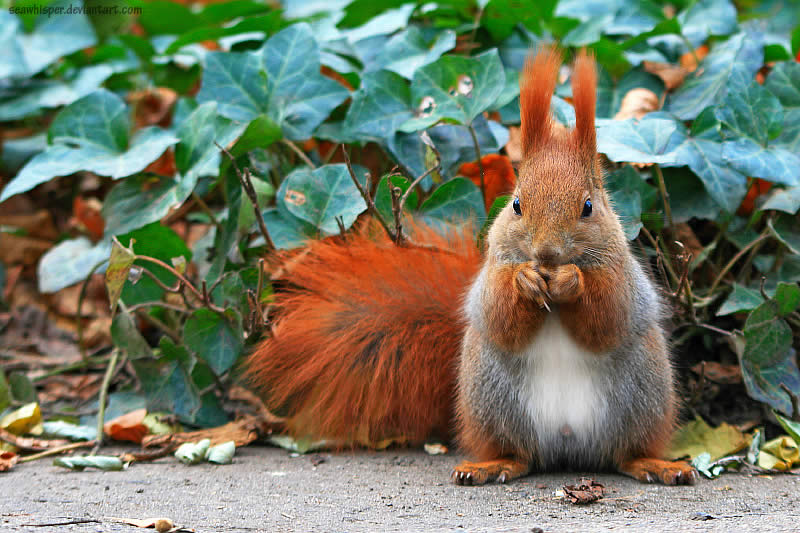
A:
757,436,799,471
666,415,748,461
0,403,41,435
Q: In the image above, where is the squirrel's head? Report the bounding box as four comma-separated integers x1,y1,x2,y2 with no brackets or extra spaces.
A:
490,47,623,267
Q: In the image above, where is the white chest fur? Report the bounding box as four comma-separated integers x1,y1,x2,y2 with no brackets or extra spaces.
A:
521,314,608,443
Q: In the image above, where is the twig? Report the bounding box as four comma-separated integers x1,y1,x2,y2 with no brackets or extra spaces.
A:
191,191,220,227
216,141,275,251
389,184,405,245
759,276,769,300
19,440,97,463
91,348,120,455
342,146,396,242
653,164,674,230
21,519,101,527
335,215,347,238
0,428,68,451
77,259,109,361
780,384,800,422
467,124,486,202
708,232,770,296
126,301,193,315
282,139,316,169
400,143,442,212
134,310,181,342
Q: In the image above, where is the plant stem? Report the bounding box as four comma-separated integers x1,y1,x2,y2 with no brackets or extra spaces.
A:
707,231,770,296
19,441,97,463
282,139,316,169
191,191,220,227
76,259,110,361
653,164,673,229
91,348,120,455
342,146,397,242
467,123,486,202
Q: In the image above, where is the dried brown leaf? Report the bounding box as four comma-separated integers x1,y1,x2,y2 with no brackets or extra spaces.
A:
563,479,605,505
614,88,660,120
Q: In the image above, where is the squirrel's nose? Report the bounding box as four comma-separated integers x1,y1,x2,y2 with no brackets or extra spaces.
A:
536,245,561,264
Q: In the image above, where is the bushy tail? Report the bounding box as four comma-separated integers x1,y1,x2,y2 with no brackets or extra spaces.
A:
244,225,481,446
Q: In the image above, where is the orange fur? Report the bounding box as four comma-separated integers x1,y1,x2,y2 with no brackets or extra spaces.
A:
520,46,561,158
571,49,597,158
244,225,481,445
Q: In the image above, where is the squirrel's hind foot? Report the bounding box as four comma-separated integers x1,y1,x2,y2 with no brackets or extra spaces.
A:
618,458,697,485
452,458,530,486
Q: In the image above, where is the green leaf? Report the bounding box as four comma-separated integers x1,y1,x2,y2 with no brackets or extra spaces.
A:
229,115,282,158
206,441,236,464
596,116,685,165
183,309,243,376
768,215,800,255
1,90,178,202
103,175,193,238
54,456,124,471
483,0,556,40
774,282,800,316
175,438,211,465
677,0,737,47
117,223,192,306
261,208,316,250
479,195,510,248
717,283,764,316
721,139,800,187
277,164,368,236
762,186,800,214
368,26,456,79
37,237,111,294
133,357,202,425
0,370,10,412
8,373,37,405
606,165,653,239
375,174,418,223
740,302,800,416
1,0,96,77
344,70,413,142
417,177,486,233
667,33,764,120
776,413,800,445
562,15,613,47
765,61,800,152
41,421,96,441
0,64,113,122
401,49,505,132
716,66,783,145
198,23,349,140
110,308,153,360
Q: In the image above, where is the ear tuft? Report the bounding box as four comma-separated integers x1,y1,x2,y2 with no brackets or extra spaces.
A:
520,46,561,158
571,49,597,156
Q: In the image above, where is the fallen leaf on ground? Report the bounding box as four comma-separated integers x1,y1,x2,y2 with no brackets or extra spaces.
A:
107,517,174,532
175,439,210,465
643,61,690,90
757,436,799,471
690,361,742,384
206,441,235,464
613,88,660,120
142,415,271,449
562,479,604,504
666,416,749,461
0,427,70,450
0,210,58,240
424,443,448,455
71,196,105,240
0,450,19,471
458,154,516,211
0,402,41,435
53,455,125,471
104,408,149,443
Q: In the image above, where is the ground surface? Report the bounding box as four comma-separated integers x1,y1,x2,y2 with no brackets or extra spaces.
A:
2,446,798,532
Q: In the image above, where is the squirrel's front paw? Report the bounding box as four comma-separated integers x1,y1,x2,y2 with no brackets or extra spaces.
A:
540,263,584,304
514,263,549,308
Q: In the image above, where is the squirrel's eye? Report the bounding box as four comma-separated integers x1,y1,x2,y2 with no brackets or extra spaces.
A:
512,197,521,216
581,199,592,218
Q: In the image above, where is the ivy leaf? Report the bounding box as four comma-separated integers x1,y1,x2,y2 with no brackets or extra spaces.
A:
606,165,654,239
1,0,97,78
183,309,243,376
277,164,368,236
344,70,413,142
667,33,763,120
768,215,800,256
375,175,418,223
740,301,800,416
715,66,783,145
401,49,505,132
764,61,800,152
103,175,190,238
37,238,111,294
761,186,800,214
110,308,153,360
1,90,178,201
596,116,685,165
261,208,316,250
774,282,800,316
0,64,113,121
198,23,349,140
720,139,800,187
367,26,456,79
717,284,764,316
677,0,738,47
416,177,485,233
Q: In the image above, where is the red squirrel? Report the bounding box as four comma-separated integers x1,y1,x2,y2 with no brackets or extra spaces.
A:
246,47,696,486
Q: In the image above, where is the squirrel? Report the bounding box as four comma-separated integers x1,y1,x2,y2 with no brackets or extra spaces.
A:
245,47,697,486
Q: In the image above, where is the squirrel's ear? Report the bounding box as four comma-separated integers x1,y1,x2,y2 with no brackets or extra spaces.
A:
570,49,597,159
520,46,561,159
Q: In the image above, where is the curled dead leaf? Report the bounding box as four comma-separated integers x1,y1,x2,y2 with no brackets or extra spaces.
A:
614,88,660,120
691,361,742,385
643,61,690,90
562,479,605,505
104,408,149,444
128,87,178,129
0,451,19,472
680,45,709,72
